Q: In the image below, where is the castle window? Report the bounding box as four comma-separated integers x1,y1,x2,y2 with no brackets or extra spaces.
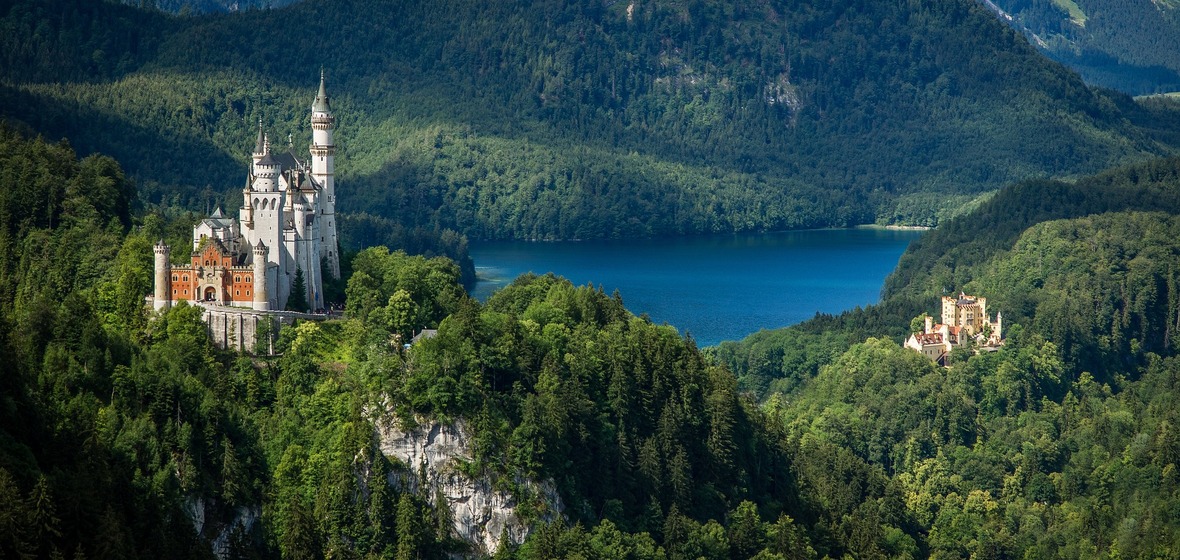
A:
246,290,251,296
235,290,240,296
183,289,188,295
173,274,178,282
235,275,241,283
183,275,189,282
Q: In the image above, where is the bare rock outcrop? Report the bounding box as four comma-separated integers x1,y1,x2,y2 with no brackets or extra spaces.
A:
377,418,563,556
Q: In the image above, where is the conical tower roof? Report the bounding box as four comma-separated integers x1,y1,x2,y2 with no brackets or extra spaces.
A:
253,119,265,154
312,69,331,113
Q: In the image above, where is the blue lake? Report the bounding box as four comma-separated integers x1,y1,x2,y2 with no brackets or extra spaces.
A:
469,228,925,346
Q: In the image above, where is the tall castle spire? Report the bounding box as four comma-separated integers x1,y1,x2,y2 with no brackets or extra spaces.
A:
253,118,266,155
313,68,331,113
310,68,340,279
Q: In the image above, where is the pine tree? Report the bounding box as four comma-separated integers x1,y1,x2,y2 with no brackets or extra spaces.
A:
287,267,309,312
395,494,424,560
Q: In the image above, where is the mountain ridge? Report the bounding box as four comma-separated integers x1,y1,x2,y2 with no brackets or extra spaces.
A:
2,0,1177,239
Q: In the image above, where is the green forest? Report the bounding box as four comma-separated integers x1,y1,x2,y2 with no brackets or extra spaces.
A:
3,0,1180,241
716,155,1180,558
7,92,1180,557
7,0,1180,557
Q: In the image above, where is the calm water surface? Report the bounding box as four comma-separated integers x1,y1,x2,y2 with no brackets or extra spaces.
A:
470,228,924,346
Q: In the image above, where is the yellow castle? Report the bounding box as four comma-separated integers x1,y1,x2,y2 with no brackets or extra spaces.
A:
906,293,1003,365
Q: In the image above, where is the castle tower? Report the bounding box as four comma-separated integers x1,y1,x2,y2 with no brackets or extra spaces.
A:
254,134,278,192
253,242,270,311
310,69,341,279
252,119,266,165
153,240,171,312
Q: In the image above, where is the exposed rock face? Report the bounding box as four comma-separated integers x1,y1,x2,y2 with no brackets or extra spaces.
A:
377,418,563,555
184,497,259,560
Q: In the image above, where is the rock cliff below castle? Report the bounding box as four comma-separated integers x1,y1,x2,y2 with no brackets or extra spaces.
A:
376,418,563,556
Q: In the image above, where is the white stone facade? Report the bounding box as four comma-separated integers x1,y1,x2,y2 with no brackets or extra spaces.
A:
153,74,341,315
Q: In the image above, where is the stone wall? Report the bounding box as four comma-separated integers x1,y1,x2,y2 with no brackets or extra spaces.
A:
197,303,327,354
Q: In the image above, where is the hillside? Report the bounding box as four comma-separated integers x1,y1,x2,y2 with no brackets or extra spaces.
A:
0,125,911,559
8,115,1180,557
2,0,1178,240
714,156,1180,557
981,0,1180,94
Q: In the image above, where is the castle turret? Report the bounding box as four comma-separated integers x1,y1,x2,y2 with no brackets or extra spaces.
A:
252,119,266,165
254,134,279,192
310,69,340,279
253,242,270,311
242,174,254,227
153,241,171,312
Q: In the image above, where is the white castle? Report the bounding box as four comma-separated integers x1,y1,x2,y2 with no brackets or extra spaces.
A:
152,73,340,315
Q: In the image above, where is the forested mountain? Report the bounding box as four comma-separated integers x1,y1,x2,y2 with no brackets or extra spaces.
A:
980,0,1180,94
3,0,1178,240
8,80,1180,557
116,0,299,14
715,155,1180,557
0,123,899,559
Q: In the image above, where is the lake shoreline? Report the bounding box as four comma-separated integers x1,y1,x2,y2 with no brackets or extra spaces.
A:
469,229,925,346
852,224,934,231
475,224,932,244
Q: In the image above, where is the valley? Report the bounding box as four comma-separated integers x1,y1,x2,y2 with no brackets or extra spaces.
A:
3,0,1180,558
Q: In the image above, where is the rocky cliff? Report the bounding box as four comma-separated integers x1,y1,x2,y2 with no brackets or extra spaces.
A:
376,417,563,556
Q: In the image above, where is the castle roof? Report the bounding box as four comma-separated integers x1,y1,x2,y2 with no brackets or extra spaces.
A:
200,212,235,230
914,333,944,346
253,122,266,154
257,153,279,167
312,70,331,113
274,151,301,171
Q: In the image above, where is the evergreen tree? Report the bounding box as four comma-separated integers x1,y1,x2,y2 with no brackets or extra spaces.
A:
287,267,308,313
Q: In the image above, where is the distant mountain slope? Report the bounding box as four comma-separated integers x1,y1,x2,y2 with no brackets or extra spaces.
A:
114,0,300,14
981,0,1180,94
1,0,1177,239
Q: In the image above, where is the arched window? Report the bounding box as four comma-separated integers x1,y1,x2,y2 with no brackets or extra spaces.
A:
235,275,241,283
172,274,178,281
254,197,260,208
183,275,189,282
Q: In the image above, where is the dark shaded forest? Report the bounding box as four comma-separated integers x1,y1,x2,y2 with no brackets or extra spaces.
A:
2,0,1178,241
987,0,1180,94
